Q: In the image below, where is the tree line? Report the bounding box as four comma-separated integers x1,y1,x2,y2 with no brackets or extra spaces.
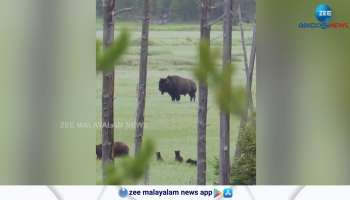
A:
96,0,255,23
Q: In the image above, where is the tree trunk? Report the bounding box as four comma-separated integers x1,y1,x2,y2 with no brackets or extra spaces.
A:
197,0,211,185
238,4,249,81
238,2,249,131
235,17,256,161
134,0,150,184
219,0,232,185
247,24,256,115
102,0,116,183
238,3,256,124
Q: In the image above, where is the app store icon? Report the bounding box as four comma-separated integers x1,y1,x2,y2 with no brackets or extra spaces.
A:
223,188,233,198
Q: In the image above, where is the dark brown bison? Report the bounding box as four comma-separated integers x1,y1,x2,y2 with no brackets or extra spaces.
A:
159,75,197,102
96,141,129,160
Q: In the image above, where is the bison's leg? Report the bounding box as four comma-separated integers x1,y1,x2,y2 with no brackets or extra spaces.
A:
96,145,102,160
170,94,176,101
189,92,196,102
176,95,180,101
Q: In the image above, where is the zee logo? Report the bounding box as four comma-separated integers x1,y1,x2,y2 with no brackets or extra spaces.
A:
315,4,332,23
118,187,128,198
319,10,332,17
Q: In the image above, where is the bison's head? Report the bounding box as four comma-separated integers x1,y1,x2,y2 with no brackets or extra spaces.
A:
159,78,170,94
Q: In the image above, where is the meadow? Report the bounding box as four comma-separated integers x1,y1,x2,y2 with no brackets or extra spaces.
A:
96,22,255,184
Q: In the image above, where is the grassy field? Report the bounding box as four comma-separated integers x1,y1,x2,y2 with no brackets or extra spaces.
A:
96,22,255,184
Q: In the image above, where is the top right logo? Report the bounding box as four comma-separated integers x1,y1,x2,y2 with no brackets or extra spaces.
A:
299,3,348,29
315,4,333,23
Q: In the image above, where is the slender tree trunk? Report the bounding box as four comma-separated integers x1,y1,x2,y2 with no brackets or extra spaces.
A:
233,24,256,169
247,24,256,115
235,16,256,160
135,0,150,157
102,0,116,183
238,2,249,131
238,2,256,122
238,4,249,81
197,0,211,185
219,0,232,185
134,0,150,184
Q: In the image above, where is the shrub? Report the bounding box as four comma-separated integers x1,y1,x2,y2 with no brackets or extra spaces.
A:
231,114,256,185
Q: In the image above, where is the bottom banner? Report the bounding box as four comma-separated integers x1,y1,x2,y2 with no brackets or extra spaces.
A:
115,186,234,200
0,186,349,200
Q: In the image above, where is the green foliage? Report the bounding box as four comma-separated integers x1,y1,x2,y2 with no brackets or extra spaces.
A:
212,115,256,185
96,29,130,72
194,40,219,84
216,64,245,115
231,114,256,185
194,40,245,115
103,139,155,185
212,156,220,184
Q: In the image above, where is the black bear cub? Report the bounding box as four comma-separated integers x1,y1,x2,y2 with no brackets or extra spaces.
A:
175,150,183,162
186,158,197,166
156,152,164,161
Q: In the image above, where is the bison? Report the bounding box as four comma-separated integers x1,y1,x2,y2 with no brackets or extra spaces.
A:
96,141,129,160
159,75,197,102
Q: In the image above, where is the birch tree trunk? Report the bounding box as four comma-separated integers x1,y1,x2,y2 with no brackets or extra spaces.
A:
219,0,233,185
197,0,211,185
134,0,150,184
102,0,116,183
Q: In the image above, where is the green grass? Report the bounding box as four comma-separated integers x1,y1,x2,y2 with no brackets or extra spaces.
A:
96,23,256,184
96,20,254,32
